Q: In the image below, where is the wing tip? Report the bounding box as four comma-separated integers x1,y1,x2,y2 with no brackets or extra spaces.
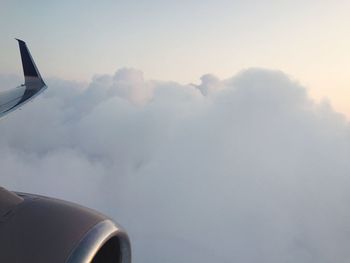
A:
15,38,25,44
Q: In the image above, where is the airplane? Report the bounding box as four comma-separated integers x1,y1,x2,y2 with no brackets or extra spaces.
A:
0,40,131,263
0,39,47,118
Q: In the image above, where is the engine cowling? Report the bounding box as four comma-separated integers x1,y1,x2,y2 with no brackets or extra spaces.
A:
0,187,131,263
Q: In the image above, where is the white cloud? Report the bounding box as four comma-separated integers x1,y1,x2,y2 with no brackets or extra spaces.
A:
0,68,349,262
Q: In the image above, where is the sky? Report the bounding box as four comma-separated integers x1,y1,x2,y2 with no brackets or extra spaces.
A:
2,1,350,262
1,0,350,115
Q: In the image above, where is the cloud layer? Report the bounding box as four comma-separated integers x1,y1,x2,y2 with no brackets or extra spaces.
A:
1,68,350,262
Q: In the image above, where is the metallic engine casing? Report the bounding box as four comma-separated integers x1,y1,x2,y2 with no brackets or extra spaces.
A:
0,188,131,263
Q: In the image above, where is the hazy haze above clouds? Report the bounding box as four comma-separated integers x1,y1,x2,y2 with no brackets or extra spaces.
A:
1,68,350,262
2,0,350,115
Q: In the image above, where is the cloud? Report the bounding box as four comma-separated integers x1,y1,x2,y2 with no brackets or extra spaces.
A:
0,68,350,262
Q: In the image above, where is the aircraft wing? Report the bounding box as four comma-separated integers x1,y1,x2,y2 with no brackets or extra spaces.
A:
0,39,47,118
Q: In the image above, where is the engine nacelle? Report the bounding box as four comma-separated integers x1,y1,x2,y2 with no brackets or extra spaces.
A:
0,187,131,263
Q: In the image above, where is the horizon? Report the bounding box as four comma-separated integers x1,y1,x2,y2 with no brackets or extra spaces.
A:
1,0,350,115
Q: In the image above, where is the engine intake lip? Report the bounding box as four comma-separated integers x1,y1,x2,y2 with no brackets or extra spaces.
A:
66,219,131,263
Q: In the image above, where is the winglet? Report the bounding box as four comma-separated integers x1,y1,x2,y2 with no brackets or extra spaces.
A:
15,39,44,85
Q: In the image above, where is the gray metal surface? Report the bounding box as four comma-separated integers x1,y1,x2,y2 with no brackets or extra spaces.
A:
66,219,131,263
0,191,131,263
0,187,23,218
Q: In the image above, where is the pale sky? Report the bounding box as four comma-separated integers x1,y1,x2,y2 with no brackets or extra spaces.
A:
1,0,350,115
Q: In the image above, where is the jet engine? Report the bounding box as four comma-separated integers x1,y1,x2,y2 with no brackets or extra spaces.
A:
0,187,131,263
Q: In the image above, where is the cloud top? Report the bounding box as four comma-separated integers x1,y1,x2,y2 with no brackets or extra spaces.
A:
0,68,349,263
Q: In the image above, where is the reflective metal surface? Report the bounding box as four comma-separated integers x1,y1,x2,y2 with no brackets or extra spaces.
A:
66,219,131,263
